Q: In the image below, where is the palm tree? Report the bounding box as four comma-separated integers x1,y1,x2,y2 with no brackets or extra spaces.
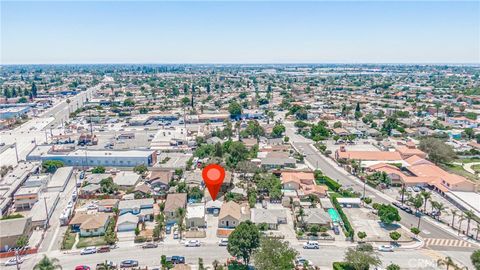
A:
420,191,431,213
33,255,62,270
400,185,407,205
176,207,186,239
472,223,480,241
450,209,458,229
434,203,446,219
464,210,475,237
95,261,114,270
437,256,459,270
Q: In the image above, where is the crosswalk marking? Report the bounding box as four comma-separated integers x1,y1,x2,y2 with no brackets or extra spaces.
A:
424,238,473,248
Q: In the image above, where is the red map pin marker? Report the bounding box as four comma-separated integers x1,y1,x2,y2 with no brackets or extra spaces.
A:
202,164,225,201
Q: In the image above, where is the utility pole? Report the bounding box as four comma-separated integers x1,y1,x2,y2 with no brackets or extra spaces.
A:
43,197,49,230
13,141,19,164
14,250,20,270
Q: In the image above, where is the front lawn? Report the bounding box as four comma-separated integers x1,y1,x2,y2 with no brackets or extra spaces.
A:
76,236,107,248
61,230,76,250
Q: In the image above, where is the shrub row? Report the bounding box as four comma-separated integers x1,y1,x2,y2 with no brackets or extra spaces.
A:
331,195,355,240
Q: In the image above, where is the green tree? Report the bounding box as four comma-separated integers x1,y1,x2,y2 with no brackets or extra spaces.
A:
420,191,431,212
91,166,106,174
377,204,401,225
31,82,38,98
42,160,64,173
227,220,261,265
357,231,367,242
176,207,186,238
133,164,148,175
161,255,173,270
410,227,421,238
389,231,401,243
471,249,480,270
99,177,118,194
15,235,28,248
410,194,424,229
228,101,243,118
344,245,381,270
271,124,286,138
419,138,456,164
437,256,460,270
253,238,298,270
123,98,135,107
386,264,401,270
33,255,62,270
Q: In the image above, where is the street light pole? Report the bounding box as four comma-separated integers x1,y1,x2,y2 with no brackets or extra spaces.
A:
13,141,19,164
43,197,49,231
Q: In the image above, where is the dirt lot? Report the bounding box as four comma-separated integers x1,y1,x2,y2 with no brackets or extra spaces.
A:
344,207,413,243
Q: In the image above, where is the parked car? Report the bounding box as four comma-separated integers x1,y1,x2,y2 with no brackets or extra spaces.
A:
4,257,23,266
184,240,201,247
95,261,116,269
404,207,413,214
218,239,229,246
142,242,158,249
333,226,340,235
75,266,91,270
166,256,185,264
166,226,172,234
120,260,139,268
303,241,320,249
295,257,313,267
378,245,394,252
96,246,110,253
412,186,421,192
80,247,97,255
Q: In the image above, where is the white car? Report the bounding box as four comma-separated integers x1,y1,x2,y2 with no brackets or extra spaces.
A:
218,239,228,246
378,245,394,252
80,246,97,255
4,257,23,266
303,241,320,249
184,240,201,247
295,257,313,267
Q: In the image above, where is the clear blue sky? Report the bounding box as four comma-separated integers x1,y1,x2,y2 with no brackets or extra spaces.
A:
1,1,479,64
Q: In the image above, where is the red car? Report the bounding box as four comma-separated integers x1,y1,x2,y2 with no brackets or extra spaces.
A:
75,266,91,270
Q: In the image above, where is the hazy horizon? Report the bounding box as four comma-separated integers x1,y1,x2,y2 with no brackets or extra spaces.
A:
2,1,479,64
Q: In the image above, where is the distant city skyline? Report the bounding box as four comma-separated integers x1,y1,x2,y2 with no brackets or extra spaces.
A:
1,1,479,64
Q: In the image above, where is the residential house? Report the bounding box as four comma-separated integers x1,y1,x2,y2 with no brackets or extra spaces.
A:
164,193,187,224
251,208,287,230
113,171,141,188
0,217,32,252
147,170,173,191
118,198,154,221
218,201,250,228
281,171,328,198
117,213,139,232
260,152,296,170
301,208,331,228
97,199,119,212
69,213,110,237
186,203,206,228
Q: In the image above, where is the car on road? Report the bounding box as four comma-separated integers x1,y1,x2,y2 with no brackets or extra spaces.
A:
141,242,158,249
166,256,185,264
303,241,320,249
218,239,229,246
184,240,201,247
378,245,394,252
4,257,23,266
96,246,110,253
75,266,91,270
120,260,139,268
80,247,97,255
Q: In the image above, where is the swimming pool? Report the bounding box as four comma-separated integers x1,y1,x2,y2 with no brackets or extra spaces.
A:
328,208,341,223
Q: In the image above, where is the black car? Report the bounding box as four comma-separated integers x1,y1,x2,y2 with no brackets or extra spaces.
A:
166,256,185,264
120,260,139,268
404,207,413,214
